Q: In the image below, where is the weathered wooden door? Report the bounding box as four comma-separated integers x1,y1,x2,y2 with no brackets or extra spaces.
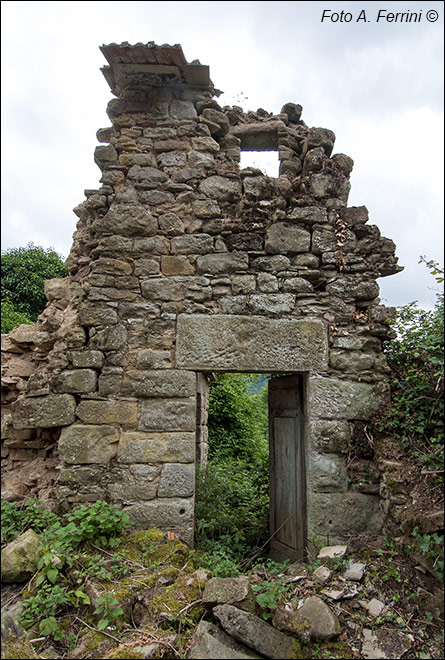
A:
269,375,306,561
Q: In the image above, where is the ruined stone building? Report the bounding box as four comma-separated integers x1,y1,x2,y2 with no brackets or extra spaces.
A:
1,42,402,559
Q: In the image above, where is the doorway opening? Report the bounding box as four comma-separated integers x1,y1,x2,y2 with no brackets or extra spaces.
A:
194,372,306,574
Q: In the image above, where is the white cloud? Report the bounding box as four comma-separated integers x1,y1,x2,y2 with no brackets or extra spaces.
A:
1,0,443,309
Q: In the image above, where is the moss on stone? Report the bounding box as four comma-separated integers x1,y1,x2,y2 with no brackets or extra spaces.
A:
289,638,305,659
1,637,39,660
148,573,205,624
116,529,190,572
67,627,117,659
103,646,145,659
313,639,355,659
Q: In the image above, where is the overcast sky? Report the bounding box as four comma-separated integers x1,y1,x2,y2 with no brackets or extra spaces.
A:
1,1,443,309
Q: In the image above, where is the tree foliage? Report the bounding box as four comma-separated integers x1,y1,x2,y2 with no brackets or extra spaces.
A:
1,243,67,322
207,373,268,464
1,299,33,334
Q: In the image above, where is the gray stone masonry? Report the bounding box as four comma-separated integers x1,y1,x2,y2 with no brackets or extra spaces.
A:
1,42,403,548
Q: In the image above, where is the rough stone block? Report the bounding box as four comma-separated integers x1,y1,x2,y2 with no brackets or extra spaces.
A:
58,465,105,485
248,293,295,315
108,480,158,503
118,431,195,463
11,394,76,429
265,223,311,254
1,529,41,583
125,498,194,545
308,452,348,493
329,350,374,372
213,604,297,659
76,400,138,425
309,174,337,199
121,369,196,398
58,424,119,464
304,127,336,156
158,463,195,497
287,206,328,225
161,256,195,276
188,620,262,659
141,278,184,302
133,236,170,256
308,377,387,420
192,199,221,218
92,203,158,237
137,349,171,369
196,253,248,275
127,166,168,186
232,275,256,295
138,398,196,432
157,151,187,167
198,175,242,202
170,99,197,119
44,278,84,302
281,278,314,294
188,150,215,169
158,212,185,236
250,255,290,272
203,577,257,612
78,304,118,326
307,491,382,543
308,419,352,454
171,234,214,255
51,369,97,394
176,314,328,371
68,350,105,368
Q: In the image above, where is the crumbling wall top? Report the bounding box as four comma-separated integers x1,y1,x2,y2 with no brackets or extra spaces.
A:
100,42,212,96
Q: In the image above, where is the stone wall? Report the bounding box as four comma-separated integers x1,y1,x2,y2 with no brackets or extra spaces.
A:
1,42,403,548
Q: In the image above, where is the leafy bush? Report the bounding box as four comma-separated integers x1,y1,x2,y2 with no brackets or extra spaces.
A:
1,498,132,641
1,242,67,322
0,299,33,333
376,259,444,479
412,526,444,581
1,497,59,544
195,457,269,551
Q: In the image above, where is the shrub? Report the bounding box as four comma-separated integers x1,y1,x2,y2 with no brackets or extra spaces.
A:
0,299,33,333
0,498,133,641
195,457,269,551
1,242,67,322
376,258,444,481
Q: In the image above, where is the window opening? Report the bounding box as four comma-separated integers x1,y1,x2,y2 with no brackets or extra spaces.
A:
240,150,279,177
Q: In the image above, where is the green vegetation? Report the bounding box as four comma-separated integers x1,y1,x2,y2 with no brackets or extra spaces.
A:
207,372,268,462
0,299,34,334
374,257,444,580
2,499,131,640
377,258,443,477
195,373,270,573
1,242,67,330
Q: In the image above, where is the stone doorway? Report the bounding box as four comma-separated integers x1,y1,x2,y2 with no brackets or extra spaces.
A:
196,371,307,562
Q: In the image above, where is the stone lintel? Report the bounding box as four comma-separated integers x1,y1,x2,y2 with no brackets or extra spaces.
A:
176,314,328,372
231,121,285,150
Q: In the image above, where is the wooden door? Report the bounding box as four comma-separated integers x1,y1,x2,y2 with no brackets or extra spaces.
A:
269,375,306,561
